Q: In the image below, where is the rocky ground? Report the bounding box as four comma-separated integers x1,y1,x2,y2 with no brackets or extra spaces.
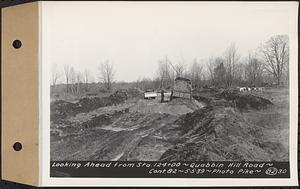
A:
50,87,289,161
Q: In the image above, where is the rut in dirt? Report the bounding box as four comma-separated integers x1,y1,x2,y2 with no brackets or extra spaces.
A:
51,88,282,161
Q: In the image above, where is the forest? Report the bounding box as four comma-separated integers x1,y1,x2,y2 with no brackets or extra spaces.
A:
50,35,289,97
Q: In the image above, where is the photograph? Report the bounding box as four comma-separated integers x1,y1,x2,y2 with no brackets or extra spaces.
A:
48,2,290,163
1,1,297,187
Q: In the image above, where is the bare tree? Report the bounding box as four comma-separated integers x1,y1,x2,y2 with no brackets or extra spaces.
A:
174,57,187,78
245,53,264,85
138,77,155,91
63,64,71,93
224,43,240,87
136,77,141,89
213,57,226,87
99,60,115,91
152,77,161,89
157,57,173,89
206,56,216,85
174,64,186,78
234,62,246,86
51,64,60,87
69,67,76,94
189,58,203,89
75,72,83,94
83,69,91,92
260,35,289,85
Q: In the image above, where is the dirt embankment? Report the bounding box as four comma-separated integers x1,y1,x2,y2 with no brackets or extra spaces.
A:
193,89,273,110
159,89,286,161
131,98,204,116
51,90,128,123
217,90,273,110
51,87,287,162
159,106,272,161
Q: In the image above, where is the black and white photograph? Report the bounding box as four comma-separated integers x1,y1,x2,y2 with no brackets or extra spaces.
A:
44,1,297,183
1,1,298,187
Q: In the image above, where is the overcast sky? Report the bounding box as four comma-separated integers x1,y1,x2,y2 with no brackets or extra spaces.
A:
42,2,295,82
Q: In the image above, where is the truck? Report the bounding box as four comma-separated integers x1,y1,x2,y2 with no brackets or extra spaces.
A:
172,77,192,99
144,89,157,99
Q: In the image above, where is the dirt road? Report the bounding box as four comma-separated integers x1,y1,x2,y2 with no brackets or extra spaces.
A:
51,88,289,161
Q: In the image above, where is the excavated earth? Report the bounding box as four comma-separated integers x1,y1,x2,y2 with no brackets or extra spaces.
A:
50,88,288,161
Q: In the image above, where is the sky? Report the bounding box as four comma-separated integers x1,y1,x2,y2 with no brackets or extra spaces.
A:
42,2,296,82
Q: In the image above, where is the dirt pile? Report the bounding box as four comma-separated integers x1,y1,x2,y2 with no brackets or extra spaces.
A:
81,110,127,128
51,87,287,162
50,100,82,121
193,87,219,95
51,90,128,122
77,98,106,111
192,95,212,105
131,98,203,116
108,89,128,104
216,89,273,110
159,106,273,161
51,112,176,161
173,106,214,134
193,88,273,110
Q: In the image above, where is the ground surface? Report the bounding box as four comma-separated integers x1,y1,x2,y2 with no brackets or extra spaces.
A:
50,87,289,161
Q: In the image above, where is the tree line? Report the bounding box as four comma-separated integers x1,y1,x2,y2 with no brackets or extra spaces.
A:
51,35,289,94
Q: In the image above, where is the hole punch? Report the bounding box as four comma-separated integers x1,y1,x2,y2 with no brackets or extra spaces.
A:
13,142,22,151
12,40,22,49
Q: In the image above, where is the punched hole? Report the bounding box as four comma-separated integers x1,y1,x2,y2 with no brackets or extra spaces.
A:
12,40,22,49
13,142,22,151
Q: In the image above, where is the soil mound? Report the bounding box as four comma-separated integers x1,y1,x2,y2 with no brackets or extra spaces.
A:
160,106,272,161
131,98,203,116
108,89,128,104
81,110,126,128
192,95,212,105
50,100,81,121
173,106,214,134
217,90,273,110
51,90,128,122
51,87,288,162
127,87,144,98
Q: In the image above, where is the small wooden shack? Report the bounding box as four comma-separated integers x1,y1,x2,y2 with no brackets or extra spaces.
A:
172,77,192,99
